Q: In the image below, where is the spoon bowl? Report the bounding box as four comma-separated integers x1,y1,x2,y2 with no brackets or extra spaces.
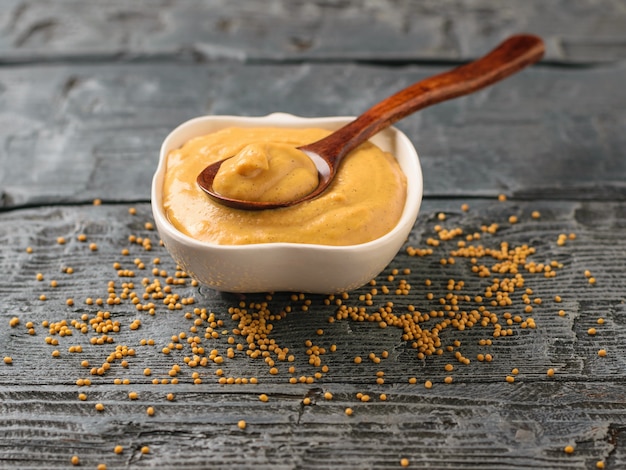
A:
197,34,545,210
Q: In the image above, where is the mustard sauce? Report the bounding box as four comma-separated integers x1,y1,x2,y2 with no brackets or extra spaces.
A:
163,127,407,246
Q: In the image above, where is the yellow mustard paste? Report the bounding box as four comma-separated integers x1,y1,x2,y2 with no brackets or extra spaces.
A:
212,141,319,204
162,127,407,246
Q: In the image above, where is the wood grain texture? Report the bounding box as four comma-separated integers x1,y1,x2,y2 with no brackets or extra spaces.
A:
0,61,624,208
0,0,624,64
1,199,625,468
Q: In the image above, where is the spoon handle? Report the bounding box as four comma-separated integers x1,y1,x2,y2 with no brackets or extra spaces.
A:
301,34,544,163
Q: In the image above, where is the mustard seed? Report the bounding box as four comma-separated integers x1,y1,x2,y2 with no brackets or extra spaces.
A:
547,368,555,377
146,406,155,416
259,394,269,402
564,445,575,454
95,403,104,411
141,446,149,454
71,455,79,465
238,420,246,430
114,445,123,454
598,349,607,357
3,356,12,365
400,458,410,467
345,407,353,416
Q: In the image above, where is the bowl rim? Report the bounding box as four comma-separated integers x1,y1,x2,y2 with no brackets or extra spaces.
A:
151,112,423,253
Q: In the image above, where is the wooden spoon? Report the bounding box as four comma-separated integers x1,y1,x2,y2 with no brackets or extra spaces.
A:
197,34,544,210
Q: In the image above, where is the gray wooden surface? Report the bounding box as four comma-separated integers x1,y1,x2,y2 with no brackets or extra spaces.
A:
1,1,626,469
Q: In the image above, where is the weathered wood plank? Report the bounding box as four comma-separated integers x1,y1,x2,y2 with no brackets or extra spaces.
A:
0,0,624,64
0,62,624,208
1,199,625,468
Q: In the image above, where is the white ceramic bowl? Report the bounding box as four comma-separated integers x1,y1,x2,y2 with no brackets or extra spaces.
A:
151,113,423,294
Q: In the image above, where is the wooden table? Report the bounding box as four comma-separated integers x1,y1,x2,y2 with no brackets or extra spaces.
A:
1,1,625,468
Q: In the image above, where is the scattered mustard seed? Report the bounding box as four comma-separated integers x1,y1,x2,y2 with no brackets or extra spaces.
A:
564,445,575,454
238,420,247,430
